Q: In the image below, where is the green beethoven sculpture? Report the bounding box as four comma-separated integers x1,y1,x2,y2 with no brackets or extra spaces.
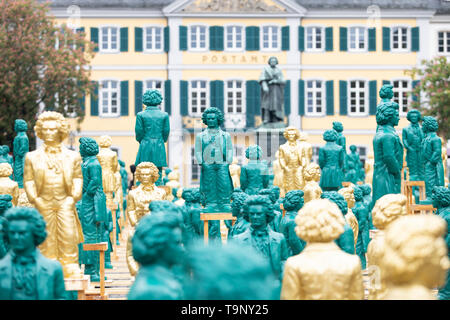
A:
352,186,369,269
371,84,403,209
0,195,13,259
421,116,445,201
346,145,363,183
240,145,269,195
259,188,282,232
79,137,107,282
226,190,249,239
13,120,29,189
333,121,347,156
118,160,128,220
344,161,358,184
194,107,233,213
259,56,286,125
134,90,170,186
279,190,306,257
402,109,424,180
0,207,67,300
319,129,345,191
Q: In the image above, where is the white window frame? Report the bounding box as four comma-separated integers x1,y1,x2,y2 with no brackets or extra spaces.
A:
224,24,245,52
143,78,165,111
391,25,410,52
348,79,368,116
99,25,120,53
305,25,325,52
188,24,208,52
391,78,411,116
437,30,450,55
143,24,164,53
224,79,246,115
189,79,209,116
348,25,368,52
99,78,121,117
312,145,320,164
304,79,326,117
260,24,281,52
190,146,200,184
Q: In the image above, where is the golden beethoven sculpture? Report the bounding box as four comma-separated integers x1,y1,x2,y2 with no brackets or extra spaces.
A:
281,199,364,300
278,126,305,193
0,163,19,206
97,135,120,205
24,111,83,278
338,186,359,247
302,163,322,204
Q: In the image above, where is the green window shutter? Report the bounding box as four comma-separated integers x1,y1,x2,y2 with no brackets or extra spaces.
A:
298,79,305,116
246,26,260,51
90,81,98,116
369,80,377,115
245,81,260,127
298,26,305,52
76,27,85,52
281,26,290,51
164,26,170,52
411,27,420,52
339,27,347,51
382,80,391,86
412,80,420,102
180,80,188,116
210,80,224,113
382,27,390,51
325,27,333,51
135,27,143,52
209,26,224,51
90,27,99,52
120,27,128,52
326,80,334,115
284,80,291,115
134,80,143,115
164,80,171,115
179,26,187,51
209,26,217,51
120,81,129,116
368,28,376,51
339,80,348,115
78,80,85,112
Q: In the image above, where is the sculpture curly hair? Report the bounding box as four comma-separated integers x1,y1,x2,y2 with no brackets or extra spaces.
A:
143,89,163,107
379,84,394,100
79,137,99,157
353,186,364,202
295,199,345,242
34,111,70,142
283,126,300,140
135,162,159,184
321,191,348,215
201,107,224,126
0,163,13,177
283,190,304,211
149,200,182,216
304,163,321,181
231,191,248,217
98,135,112,148
270,186,280,200
376,100,399,125
4,207,47,246
245,145,263,160
406,109,422,122
2,146,10,153
323,129,338,142
422,116,438,133
14,119,28,132
242,195,274,223
332,121,343,132
258,188,276,204
361,184,372,196
381,215,448,285
432,186,450,208
371,193,407,230
0,194,12,217
338,186,355,209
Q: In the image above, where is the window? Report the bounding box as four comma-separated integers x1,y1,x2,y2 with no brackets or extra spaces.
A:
261,26,280,51
225,80,244,114
312,146,320,164
225,25,244,51
391,26,409,51
438,31,450,54
349,26,367,51
100,80,120,116
392,80,410,115
305,80,325,116
348,80,367,115
144,79,164,110
100,26,119,52
189,25,207,50
234,145,244,165
356,146,367,160
306,26,324,51
191,147,200,183
144,26,163,52
189,80,208,115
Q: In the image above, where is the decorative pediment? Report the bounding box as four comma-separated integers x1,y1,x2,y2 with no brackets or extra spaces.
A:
182,0,286,13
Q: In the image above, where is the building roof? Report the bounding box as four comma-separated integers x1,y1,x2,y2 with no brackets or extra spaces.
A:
41,0,173,10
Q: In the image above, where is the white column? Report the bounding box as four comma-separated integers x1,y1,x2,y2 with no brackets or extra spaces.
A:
286,17,301,130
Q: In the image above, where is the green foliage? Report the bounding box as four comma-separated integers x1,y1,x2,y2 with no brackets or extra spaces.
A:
0,0,96,148
406,56,450,139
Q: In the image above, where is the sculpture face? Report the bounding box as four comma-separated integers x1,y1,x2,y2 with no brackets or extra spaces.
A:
205,113,219,129
340,188,355,208
41,120,61,144
8,220,34,254
138,168,154,185
409,112,419,124
248,205,267,229
390,110,400,126
268,57,278,67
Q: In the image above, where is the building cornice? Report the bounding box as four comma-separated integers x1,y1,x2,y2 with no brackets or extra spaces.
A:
49,8,164,18
304,9,436,19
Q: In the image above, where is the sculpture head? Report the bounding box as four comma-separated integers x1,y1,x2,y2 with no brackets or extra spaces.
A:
245,145,263,160
353,186,364,202
304,163,321,182
371,193,407,230
379,84,394,100
376,99,400,126
149,200,183,218
3,145,10,154
321,191,348,216
98,135,112,148
268,56,278,67
381,215,449,289
323,129,338,142
79,137,99,158
34,111,70,144
182,188,201,203
143,89,163,107
14,119,28,133
332,121,343,133
231,191,248,218
4,207,47,255
338,186,355,209
422,116,439,134
0,163,13,178
406,109,422,124
361,184,372,196
201,107,224,128
431,186,450,209
283,126,300,142
295,199,345,243
270,186,280,201
283,190,304,212
242,195,274,227
132,211,183,268
118,160,125,168
0,194,13,217
299,131,308,142
349,145,357,153
258,188,276,204
0,147,6,156
135,162,159,186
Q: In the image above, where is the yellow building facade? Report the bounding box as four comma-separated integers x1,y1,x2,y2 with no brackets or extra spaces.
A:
48,0,450,186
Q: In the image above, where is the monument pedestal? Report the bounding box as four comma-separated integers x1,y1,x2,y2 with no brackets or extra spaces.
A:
255,125,287,164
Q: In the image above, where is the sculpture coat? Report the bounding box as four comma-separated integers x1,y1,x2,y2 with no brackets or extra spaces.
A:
259,56,286,124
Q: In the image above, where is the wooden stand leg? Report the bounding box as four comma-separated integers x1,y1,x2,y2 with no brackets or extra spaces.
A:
99,250,105,298
111,207,117,260
203,220,209,244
